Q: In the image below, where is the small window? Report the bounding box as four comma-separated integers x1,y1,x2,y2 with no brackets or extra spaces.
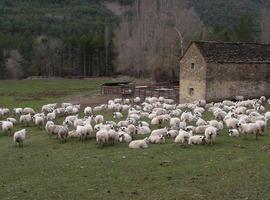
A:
191,63,195,70
189,88,194,96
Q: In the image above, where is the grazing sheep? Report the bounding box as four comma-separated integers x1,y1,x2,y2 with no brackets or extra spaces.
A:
196,118,207,126
20,114,32,127
23,107,35,115
113,112,123,119
95,115,104,124
33,116,45,129
194,125,209,135
57,125,69,143
119,133,132,143
7,118,17,125
255,120,267,135
174,130,192,145
237,122,261,140
96,129,109,145
208,120,223,130
188,135,206,145
129,138,149,149
167,130,178,138
14,108,23,115
228,129,240,137
150,127,168,137
46,112,56,121
13,129,26,147
0,121,13,135
225,117,238,129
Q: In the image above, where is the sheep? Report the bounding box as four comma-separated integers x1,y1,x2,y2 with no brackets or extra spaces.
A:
138,121,150,127
95,115,104,124
167,130,178,138
74,118,85,128
204,126,218,145
188,135,206,145
194,125,209,135
68,130,80,138
134,97,141,104
237,122,260,140
0,121,13,135
108,129,119,144
84,106,92,116
119,133,132,143
96,129,109,145
136,126,151,135
33,116,45,129
57,125,69,143
23,107,35,115
149,135,166,144
255,120,267,135
113,112,123,119
174,130,192,145
170,118,181,130
196,118,207,126
225,117,238,129
20,114,32,127
150,127,168,137
129,137,149,149
228,129,240,137
45,121,55,134
7,118,17,125
213,110,227,120
13,129,26,147
14,108,23,115
208,120,223,130
265,112,270,120
46,112,56,121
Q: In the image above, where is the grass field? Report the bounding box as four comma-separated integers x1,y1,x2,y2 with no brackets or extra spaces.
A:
0,79,270,200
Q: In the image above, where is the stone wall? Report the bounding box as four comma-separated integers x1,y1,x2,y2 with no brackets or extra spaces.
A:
206,63,270,101
179,43,207,103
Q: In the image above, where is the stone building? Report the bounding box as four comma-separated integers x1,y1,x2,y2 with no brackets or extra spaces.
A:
179,41,270,103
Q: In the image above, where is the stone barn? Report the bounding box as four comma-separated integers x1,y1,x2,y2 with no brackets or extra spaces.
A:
179,41,270,103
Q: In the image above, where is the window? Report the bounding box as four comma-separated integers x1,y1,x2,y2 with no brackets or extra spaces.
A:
191,63,195,70
189,88,194,96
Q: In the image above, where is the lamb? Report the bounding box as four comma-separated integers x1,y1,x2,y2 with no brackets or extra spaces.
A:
113,112,123,119
174,130,192,145
13,129,26,147
20,114,32,127
237,122,260,140
188,135,206,145
149,135,166,144
7,118,17,125
14,108,23,115
45,121,55,134
108,129,119,144
84,107,92,116
136,126,151,135
119,133,132,143
129,137,149,149
0,121,13,135
204,126,218,145
167,130,178,138
228,129,240,137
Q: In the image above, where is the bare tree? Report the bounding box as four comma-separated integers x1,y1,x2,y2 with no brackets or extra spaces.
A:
115,0,206,81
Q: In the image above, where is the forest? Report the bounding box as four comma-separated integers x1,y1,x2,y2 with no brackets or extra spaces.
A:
0,0,270,80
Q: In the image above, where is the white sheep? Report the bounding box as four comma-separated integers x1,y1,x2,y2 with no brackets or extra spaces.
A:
33,116,45,128
237,122,260,140
95,115,104,124
96,129,109,145
113,112,123,119
20,114,32,127
204,126,218,145
0,121,13,135
149,135,165,144
119,133,132,143
7,118,17,125
129,137,149,149
167,130,178,138
188,135,206,145
225,117,238,129
13,129,26,147
84,107,92,116
14,108,23,115
228,129,240,137
174,130,192,145
150,127,168,137
23,107,35,115
136,126,151,135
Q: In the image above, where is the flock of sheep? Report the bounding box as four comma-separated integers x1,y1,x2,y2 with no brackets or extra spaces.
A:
0,95,269,148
